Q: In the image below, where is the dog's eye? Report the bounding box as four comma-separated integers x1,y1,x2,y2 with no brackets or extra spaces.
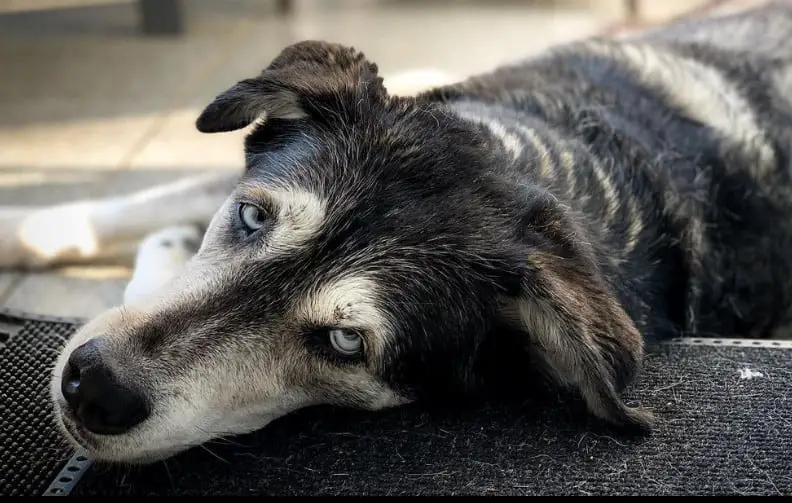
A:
328,328,363,356
238,203,267,233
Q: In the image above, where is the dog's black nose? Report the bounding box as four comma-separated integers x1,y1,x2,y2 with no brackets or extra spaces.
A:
61,339,150,435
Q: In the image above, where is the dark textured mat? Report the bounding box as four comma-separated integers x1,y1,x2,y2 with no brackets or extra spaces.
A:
0,310,83,497
1,309,790,496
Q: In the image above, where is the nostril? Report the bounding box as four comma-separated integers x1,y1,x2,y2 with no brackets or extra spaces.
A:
61,339,104,408
60,360,82,408
76,381,150,436
59,338,150,435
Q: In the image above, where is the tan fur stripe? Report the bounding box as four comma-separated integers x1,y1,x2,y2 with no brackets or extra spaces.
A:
453,108,525,162
584,40,776,175
625,193,644,253
559,149,577,195
589,157,620,224
516,125,554,180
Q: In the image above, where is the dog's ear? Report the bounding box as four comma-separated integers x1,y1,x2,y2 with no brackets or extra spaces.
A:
196,41,387,133
497,185,653,432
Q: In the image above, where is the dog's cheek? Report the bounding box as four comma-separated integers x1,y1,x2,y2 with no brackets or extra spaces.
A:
302,367,410,411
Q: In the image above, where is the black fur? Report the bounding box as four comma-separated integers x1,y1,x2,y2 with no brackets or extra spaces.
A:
190,4,792,432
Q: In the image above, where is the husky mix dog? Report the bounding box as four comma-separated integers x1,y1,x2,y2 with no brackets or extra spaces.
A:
0,1,790,464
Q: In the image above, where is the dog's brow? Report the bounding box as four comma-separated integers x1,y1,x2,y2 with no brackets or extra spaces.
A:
237,182,327,253
293,275,392,355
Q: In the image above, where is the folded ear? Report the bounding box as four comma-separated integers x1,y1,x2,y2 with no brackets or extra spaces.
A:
196,40,387,133
498,186,654,432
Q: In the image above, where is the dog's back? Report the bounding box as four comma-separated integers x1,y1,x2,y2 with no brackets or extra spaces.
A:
422,1,792,341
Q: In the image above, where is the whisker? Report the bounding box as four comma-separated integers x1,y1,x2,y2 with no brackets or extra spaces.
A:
39,346,64,357
193,425,249,448
200,444,231,465
209,436,247,448
162,460,176,492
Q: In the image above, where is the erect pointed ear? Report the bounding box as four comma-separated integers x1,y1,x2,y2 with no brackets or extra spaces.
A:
498,186,654,433
196,40,388,133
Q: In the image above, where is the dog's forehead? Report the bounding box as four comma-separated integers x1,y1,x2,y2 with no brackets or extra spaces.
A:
241,100,454,189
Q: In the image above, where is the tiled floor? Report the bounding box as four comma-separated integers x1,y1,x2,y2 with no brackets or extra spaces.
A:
0,0,626,318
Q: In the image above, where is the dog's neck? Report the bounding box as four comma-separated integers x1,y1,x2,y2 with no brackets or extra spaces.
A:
445,97,684,343
446,99,584,196
446,99,601,222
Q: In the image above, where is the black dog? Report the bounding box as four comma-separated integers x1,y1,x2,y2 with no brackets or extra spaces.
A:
47,2,792,463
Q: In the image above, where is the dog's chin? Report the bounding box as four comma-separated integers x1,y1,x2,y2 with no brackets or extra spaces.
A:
93,446,189,466
53,405,195,465
52,399,290,465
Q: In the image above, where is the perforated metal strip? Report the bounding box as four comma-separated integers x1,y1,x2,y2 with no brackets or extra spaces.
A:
43,451,93,496
664,337,792,348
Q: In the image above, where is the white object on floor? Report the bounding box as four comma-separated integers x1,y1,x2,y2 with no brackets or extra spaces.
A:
739,368,764,380
123,225,202,305
384,68,461,97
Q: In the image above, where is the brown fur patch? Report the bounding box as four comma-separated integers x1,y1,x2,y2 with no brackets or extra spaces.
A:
498,186,654,431
511,250,653,431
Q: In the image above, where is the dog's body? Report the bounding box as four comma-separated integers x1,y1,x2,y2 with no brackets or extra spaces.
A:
2,1,791,464
434,8,792,344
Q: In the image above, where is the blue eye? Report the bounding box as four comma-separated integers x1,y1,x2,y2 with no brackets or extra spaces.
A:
328,328,364,356
238,203,267,233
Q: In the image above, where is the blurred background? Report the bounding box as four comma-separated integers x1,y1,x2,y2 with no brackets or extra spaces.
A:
0,0,711,318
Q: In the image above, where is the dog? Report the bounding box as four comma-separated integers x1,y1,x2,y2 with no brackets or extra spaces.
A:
2,1,791,464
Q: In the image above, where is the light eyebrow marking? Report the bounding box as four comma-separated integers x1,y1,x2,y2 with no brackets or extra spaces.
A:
293,275,392,360
237,182,327,253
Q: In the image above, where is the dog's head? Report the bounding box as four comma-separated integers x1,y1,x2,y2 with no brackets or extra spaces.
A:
50,41,651,463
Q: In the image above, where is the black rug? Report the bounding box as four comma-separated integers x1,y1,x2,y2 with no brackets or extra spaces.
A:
1,309,790,496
